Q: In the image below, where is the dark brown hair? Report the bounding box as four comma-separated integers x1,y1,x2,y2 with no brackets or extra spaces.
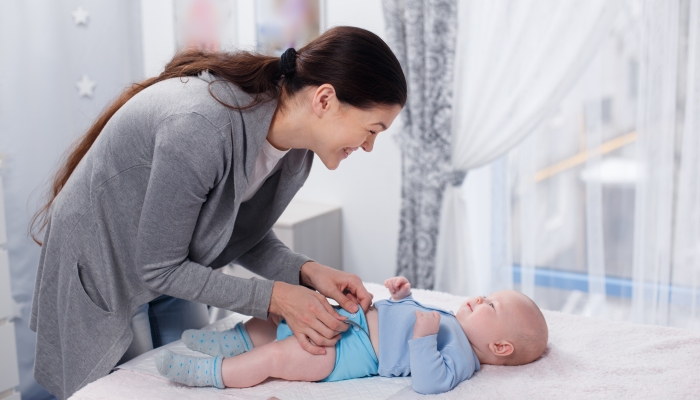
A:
30,26,407,244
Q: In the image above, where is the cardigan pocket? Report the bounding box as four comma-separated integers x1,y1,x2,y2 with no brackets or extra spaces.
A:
75,262,113,315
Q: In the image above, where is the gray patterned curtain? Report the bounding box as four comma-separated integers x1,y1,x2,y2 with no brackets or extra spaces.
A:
382,0,459,289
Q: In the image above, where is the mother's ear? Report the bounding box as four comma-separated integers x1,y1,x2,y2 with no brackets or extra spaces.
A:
311,84,338,117
488,341,514,357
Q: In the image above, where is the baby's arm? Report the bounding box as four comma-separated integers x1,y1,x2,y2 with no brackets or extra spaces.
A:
408,312,468,394
384,276,412,300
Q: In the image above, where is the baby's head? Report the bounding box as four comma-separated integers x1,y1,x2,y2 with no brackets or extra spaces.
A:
456,290,548,366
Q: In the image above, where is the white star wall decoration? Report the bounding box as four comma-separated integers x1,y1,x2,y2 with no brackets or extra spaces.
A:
72,6,89,25
76,75,96,97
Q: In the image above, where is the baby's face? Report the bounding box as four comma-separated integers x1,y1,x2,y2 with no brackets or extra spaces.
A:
456,290,541,360
456,290,519,345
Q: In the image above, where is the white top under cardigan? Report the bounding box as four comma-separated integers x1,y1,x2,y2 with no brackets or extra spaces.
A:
242,140,289,202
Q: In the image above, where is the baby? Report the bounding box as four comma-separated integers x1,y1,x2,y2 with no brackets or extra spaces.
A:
155,276,548,394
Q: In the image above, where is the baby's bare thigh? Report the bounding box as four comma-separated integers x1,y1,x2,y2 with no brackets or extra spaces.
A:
245,317,280,347
272,337,335,382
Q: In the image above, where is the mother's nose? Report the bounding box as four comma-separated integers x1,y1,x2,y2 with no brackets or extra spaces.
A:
361,134,377,152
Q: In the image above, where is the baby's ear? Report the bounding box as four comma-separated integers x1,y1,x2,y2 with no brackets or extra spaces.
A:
489,341,514,357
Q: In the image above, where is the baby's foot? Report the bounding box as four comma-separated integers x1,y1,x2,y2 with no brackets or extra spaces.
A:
155,349,224,389
182,322,253,358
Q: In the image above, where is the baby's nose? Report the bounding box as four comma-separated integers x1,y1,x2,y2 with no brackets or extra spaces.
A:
475,296,483,304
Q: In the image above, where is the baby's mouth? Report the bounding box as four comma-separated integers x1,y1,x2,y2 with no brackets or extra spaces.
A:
467,302,473,312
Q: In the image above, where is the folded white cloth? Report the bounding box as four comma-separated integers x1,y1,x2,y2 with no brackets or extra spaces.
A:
72,282,700,399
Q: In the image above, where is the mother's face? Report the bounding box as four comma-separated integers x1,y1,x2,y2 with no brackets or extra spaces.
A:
308,85,402,170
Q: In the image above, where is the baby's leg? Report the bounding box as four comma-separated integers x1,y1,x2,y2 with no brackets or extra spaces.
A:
182,314,282,357
245,314,282,347
221,336,335,388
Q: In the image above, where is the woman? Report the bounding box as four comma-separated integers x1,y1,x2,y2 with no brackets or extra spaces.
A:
29,26,406,399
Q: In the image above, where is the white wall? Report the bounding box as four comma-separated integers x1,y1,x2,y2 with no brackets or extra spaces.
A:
140,0,401,284
140,0,175,78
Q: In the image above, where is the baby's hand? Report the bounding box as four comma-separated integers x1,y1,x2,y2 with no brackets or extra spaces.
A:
384,276,411,300
413,311,440,339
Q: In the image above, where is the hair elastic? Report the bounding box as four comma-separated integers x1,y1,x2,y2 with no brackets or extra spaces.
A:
279,48,297,76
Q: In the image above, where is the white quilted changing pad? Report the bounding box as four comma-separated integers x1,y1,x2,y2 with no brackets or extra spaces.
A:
71,282,700,399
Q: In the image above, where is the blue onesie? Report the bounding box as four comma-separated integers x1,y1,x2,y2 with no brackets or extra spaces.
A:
374,294,480,394
277,294,479,394
276,306,378,382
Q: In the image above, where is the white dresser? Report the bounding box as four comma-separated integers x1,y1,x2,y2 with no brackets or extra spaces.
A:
272,201,342,271
0,175,21,400
226,200,342,279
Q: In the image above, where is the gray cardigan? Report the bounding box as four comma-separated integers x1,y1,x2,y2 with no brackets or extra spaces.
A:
29,72,313,399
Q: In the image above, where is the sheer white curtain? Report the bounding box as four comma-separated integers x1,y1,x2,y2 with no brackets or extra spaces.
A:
672,0,700,330
638,0,700,329
631,0,680,326
435,0,624,295
504,0,699,329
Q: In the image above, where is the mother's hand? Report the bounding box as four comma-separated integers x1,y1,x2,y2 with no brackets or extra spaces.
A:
300,261,373,314
268,281,349,355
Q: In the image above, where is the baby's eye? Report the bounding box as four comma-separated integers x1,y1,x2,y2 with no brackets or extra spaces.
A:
370,130,377,135
489,303,495,309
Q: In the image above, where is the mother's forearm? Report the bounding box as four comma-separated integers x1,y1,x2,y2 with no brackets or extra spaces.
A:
299,261,325,288
139,258,274,319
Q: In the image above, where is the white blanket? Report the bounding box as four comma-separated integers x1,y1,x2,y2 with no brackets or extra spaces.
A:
71,283,700,399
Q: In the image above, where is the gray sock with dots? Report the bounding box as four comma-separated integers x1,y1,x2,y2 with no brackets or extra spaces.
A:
182,322,253,358
155,349,224,389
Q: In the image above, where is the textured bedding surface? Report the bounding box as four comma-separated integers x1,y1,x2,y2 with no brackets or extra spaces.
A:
71,282,700,399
